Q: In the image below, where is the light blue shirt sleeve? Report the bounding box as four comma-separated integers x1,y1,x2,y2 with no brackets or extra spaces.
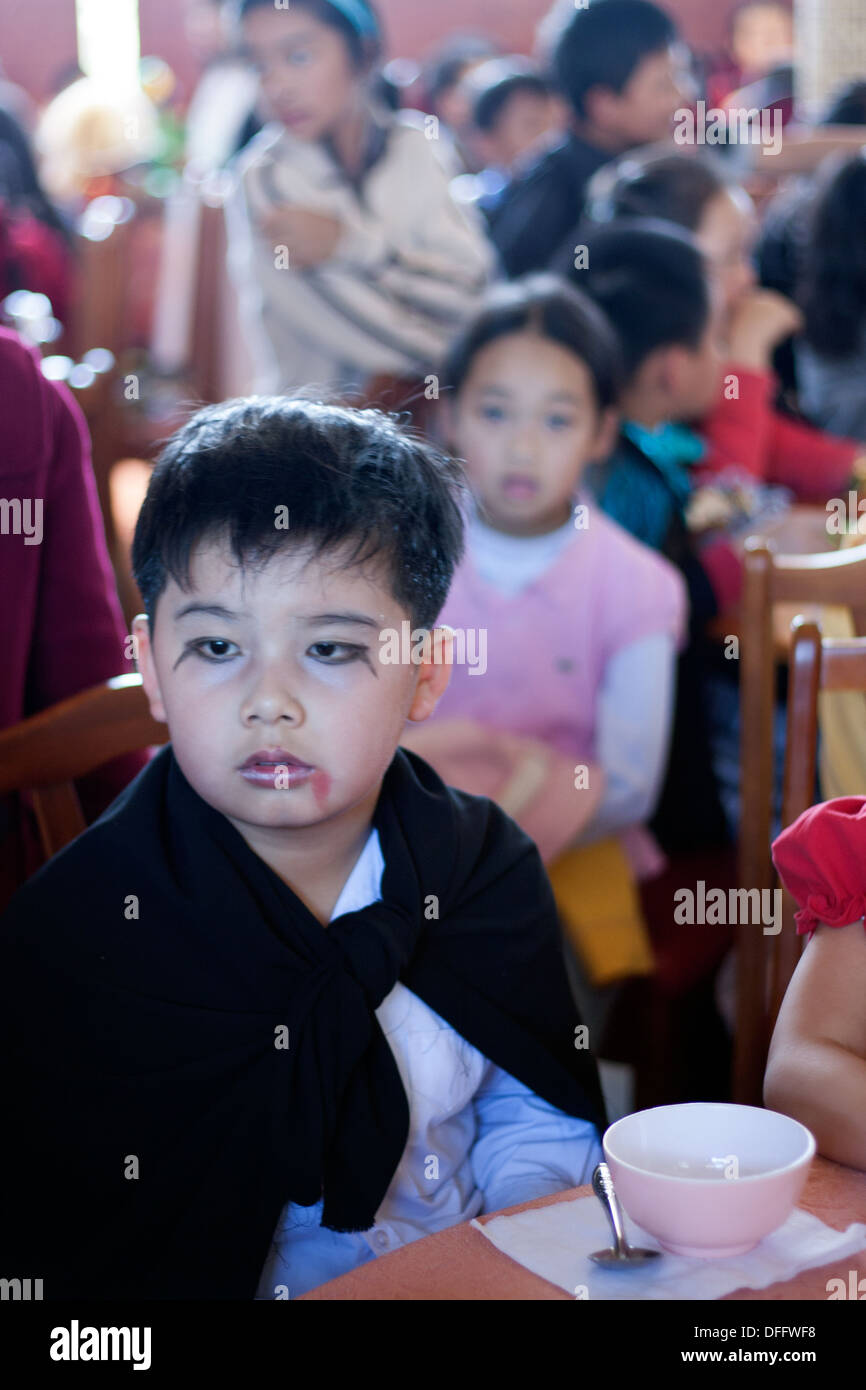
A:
470,1060,604,1215
574,630,677,845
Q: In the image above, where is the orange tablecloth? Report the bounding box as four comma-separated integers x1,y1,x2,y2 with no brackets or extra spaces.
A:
298,1156,866,1300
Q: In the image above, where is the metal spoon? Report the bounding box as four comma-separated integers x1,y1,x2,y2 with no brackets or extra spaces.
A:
588,1162,661,1267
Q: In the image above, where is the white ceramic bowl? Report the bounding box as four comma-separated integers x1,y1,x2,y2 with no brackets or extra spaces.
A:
603,1103,816,1257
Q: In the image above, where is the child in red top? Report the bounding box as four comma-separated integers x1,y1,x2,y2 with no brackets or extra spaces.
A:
586,151,859,513
770,797,866,1172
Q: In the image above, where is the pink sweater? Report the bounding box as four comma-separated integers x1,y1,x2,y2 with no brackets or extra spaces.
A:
433,503,687,764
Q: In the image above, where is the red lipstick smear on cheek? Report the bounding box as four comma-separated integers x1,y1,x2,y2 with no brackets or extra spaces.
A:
311,769,331,809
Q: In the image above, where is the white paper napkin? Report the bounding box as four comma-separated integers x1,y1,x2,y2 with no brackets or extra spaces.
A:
471,1195,866,1300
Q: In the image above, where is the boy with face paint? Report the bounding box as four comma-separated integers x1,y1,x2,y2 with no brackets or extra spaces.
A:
0,397,606,1300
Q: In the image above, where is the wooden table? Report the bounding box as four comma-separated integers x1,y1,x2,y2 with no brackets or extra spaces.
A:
299,1156,866,1300
758,505,837,653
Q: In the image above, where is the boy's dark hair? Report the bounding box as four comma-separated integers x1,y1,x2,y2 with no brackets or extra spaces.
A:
234,0,383,68
471,61,551,133
132,398,467,631
441,272,623,411
551,0,678,119
577,220,710,378
800,151,866,358
588,151,725,232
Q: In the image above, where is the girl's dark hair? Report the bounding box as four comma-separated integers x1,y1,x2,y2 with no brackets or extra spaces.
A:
235,0,383,68
441,273,623,411
800,152,866,358
132,397,467,631
0,105,70,242
577,220,710,378
588,151,726,232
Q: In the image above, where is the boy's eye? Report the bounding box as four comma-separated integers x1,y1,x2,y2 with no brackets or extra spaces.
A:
546,414,574,430
289,48,312,66
479,404,506,422
309,641,366,664
190,638,239,662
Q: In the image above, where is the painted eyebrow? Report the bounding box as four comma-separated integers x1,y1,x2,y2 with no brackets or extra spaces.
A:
303,612,380,629
173,602,249,622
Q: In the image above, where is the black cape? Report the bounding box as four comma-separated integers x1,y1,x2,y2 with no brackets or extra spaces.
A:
0,744,606,1299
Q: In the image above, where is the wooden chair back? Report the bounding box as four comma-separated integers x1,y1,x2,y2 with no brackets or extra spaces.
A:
0,675,168,861
736,536,866,1102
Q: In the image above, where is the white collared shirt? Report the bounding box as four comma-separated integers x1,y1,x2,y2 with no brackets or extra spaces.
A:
255,827,602,1299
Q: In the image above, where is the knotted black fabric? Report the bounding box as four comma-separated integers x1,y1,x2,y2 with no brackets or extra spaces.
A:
0,744,606,1300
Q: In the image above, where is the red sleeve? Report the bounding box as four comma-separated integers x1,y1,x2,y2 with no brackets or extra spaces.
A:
772,797,866,935
698,363,857,499
697,365,777,483
764,412,856,501
27,369,146,809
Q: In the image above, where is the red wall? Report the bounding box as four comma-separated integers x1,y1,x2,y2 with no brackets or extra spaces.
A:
1,0,745,106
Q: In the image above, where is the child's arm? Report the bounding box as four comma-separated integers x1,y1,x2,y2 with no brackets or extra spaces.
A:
764,918,866,1172
763,412,857,502
234,129,494,376
571,631,677,845
331,134,496,307
699,366,856,500
699,364,780,483
470,1060,603,1214
698,292,801,483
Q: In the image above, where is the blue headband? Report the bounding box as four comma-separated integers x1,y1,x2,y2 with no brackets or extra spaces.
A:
325,0,380,41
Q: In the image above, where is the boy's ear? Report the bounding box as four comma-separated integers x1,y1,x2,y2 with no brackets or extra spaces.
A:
648,344,680,401
132,614,168,725
660,343,693,401
405,626,454,723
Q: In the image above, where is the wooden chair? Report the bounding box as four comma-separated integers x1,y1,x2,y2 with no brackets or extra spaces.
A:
0,675,168,861
735,535,866,1102
771,619,866,1021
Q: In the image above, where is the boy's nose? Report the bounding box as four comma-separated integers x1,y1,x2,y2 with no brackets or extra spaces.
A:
240,675,304,727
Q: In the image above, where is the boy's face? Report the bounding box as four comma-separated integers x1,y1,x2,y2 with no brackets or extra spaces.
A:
481,91,563,170
451,330,617,536
731,4,793,75
133,537,451,846
241,5,359,140
587,43,692,148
